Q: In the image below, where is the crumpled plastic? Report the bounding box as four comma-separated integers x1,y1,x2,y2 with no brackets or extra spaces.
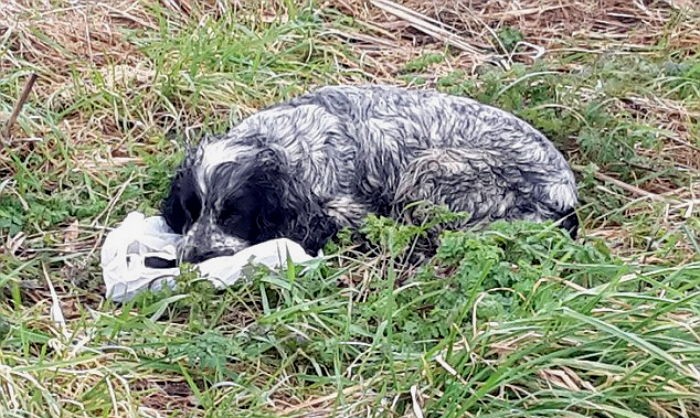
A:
100,212,317,302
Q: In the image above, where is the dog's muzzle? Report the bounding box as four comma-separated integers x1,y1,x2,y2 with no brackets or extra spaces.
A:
176,221,249,263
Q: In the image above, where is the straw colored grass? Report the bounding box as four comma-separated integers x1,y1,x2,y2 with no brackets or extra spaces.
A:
1,0,699,416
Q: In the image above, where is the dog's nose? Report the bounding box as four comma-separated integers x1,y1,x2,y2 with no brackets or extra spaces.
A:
180,247,221,264
177,222,244,263
177,239,221,264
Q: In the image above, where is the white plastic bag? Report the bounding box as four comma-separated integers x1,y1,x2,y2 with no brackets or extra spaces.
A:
100,212,316,302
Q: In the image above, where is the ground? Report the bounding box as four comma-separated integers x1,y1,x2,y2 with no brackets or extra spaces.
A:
0,0,699,417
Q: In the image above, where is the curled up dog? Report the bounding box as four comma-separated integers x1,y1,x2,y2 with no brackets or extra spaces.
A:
162,84,579,263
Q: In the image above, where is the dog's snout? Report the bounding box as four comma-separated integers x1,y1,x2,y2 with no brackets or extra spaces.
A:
177,225,244,263
177,232,213,263
179,246,222,264
178,238,235,263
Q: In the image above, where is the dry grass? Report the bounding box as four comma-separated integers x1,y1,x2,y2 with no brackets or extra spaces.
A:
1,0,699,416
337,0,700,57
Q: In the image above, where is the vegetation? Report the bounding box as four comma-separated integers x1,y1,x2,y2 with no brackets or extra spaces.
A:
1,0,698,416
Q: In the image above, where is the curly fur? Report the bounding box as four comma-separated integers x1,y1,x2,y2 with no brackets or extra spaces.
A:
162,84,579,263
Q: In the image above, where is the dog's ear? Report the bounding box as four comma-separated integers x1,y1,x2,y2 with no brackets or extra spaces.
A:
162,173,188,234
244,149,293,234
244,149,340,253
299,212,340,254
162,167,201,234
213,147,337,253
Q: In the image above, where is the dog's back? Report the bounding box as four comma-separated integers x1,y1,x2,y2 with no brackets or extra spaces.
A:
271,85,579,236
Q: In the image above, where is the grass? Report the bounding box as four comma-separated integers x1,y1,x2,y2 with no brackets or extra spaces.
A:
1,0,699,416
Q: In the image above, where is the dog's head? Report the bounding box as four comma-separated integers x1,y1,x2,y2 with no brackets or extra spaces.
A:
162,139,294,263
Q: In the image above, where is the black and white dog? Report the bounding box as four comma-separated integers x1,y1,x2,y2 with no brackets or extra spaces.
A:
162,84,579,263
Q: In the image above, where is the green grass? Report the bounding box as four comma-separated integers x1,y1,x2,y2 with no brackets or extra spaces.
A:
1,1,698,416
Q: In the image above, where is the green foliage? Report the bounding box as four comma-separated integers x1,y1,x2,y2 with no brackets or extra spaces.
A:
1,1,698,416
403,52,446,73
116,214,697,417
497,26,524,53
660,59,700,100
0,196,24,236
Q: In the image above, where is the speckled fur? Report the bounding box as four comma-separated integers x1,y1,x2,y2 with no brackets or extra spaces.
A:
162,84,579,262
